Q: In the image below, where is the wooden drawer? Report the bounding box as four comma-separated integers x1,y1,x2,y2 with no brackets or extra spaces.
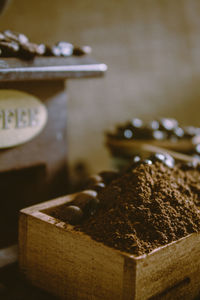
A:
19,194,200,300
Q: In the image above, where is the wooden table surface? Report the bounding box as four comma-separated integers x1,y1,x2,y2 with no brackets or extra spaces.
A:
0,245,57,300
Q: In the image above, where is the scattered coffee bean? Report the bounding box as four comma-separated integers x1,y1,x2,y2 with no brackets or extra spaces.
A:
174,127,184,138
148,120,159,130
72,191,98,209
19,42,39,59
0,41,19,56
195,144,200,154
124,128,133,139
0,29,90,59
72,191,100,218
91,182,106,192
181,159,199,170
150,153,166,163
99,171,118,184
193,154,200,161
84,197,100,217
56,41,74,57
133,155,141,163
184,126,200,138
62,205,83,225
73,45,92,56
0,33,6,41
86,174,104,187
152,130,166,140
150,152,175,168
35,43,46,55
4,29,29,45
143,159,152,165
132,118,143,128
159,118,178,131
51,45,62,56
164,153,175,168
108,118,200,144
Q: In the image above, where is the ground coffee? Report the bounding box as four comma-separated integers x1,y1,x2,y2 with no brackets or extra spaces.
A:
77,159,200,256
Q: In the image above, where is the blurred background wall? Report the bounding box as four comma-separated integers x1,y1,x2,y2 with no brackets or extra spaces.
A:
1,0,200,173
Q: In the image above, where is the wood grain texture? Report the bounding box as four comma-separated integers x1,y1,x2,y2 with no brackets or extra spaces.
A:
19,194,200,300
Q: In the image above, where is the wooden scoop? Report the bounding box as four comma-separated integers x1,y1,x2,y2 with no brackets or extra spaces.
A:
106,138,199,163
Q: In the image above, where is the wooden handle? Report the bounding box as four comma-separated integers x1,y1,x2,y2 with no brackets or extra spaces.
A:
106,138,199,163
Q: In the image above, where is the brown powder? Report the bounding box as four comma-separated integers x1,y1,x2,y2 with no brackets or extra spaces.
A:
76,162,200,256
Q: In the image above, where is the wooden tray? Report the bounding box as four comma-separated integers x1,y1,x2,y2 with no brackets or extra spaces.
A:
19,194,200,300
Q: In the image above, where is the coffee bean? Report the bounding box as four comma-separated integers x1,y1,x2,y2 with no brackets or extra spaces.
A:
150,153,175,168
92,182,106,192
56,41,73,57
73,45,92,56
131,155,142,171
132,118,143,128
19,42,39,59
181,160,199,170
174,127,184,138
150,153,166,163
0,32,6,41
133,155,141,163
84,197,100,217
184,126,200,138
143,159,152,165
4,29,29,45
99,171,118,184
35,43,46,55
195,144,200,154
51,45,62,56
62,205,83,225
148,120,160,130
0,41,19,57
124,128,133,139
72,191,100,217
164,153,175,168
43,45,53,56
159,118,178,131
86,174,103,187
72,191,98,209
152,130,167,140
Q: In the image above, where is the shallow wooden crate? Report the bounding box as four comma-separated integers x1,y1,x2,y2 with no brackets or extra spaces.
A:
19,194,200,300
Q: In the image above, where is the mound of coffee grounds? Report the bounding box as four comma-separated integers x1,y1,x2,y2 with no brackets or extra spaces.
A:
76,159,200,256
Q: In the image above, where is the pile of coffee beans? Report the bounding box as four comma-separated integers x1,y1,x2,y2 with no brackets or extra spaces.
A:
107,118,200,142
53,171,118,225
126,152,176,171
0,30,91,60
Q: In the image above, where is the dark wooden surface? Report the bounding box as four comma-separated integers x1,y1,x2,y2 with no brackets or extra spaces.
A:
0,57,107,81
0,264,58,300
0,245,57,300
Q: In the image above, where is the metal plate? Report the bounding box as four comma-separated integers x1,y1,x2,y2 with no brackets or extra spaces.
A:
0,89,47,148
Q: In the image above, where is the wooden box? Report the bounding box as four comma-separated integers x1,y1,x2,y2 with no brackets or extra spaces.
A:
19,194,200,300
